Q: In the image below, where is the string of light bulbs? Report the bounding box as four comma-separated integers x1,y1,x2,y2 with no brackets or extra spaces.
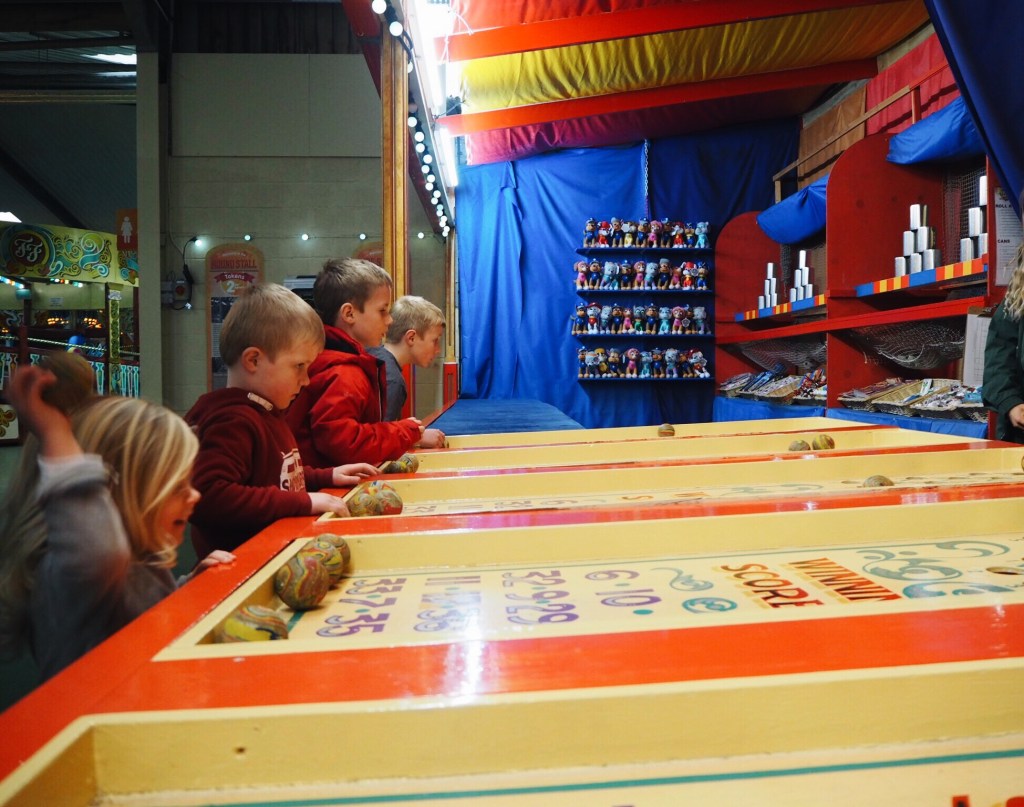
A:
373,0,454,239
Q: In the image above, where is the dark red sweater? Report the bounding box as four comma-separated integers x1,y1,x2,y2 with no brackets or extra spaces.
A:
285,325,421,467
186,388,334,555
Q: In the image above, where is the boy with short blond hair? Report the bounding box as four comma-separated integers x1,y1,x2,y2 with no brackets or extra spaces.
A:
369,295,446,424
286,257,445,468
186,283,378,555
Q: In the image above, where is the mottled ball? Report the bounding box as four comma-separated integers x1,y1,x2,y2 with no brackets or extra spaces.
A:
863,474,895,487
315,532,352,567
274,552,330,610
213,604,289,643
811,433,835,450
369,480,398,496
375,487,404,514
382,452,420,474
347,487,383,517
657,423,675,437
301,539,345,584
788,439,811,451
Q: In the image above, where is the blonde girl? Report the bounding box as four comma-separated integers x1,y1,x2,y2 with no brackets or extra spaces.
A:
0,363,233,680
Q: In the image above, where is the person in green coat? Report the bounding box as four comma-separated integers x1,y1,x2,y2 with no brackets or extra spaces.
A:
983,241,1024,442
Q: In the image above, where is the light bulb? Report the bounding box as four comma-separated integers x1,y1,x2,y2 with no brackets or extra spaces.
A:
414,131,425,142
389,19,403,37
301,233,310,241
424,182,434,191
415,143,425,153
427,173,436,183
423,154,433,164
407,115,417,128
371,0,386,13
417,232,425,239
359,232,367,240
243,233,251,241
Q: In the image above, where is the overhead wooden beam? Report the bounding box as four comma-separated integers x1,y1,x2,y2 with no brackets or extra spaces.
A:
439,59,877,136
438,0,910,62
340,0,384,40
381,32,409,297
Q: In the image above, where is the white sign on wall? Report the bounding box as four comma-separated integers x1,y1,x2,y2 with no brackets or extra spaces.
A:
994,187,1023,285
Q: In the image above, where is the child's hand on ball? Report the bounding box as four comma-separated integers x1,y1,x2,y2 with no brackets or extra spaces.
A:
309,492,350,517
332,464,379,486
419,428,446,448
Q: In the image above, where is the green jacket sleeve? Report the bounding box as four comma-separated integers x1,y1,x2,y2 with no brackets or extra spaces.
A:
982,302,1024,426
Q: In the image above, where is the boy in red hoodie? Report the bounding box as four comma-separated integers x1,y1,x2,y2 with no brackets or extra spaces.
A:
286,258,445,468
186,283,378,555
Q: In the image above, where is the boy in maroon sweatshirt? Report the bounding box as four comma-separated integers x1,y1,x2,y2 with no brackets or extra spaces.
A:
186,283,378,555
285,258,444,467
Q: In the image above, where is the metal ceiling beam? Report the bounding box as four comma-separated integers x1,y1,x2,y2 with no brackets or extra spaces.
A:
121,0,169,53
0,141,84,229
0,36,134,52
0,63,134,74
0,3,128,32
438,0,911,62
439,58,877,136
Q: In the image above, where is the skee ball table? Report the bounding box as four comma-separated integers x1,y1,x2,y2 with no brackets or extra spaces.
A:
0,418,1022,806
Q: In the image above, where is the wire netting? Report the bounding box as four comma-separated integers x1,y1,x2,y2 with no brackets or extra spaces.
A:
846,317,965,370
941,161,986,264
735,334,826,372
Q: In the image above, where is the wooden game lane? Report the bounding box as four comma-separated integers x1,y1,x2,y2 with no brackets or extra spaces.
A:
345,443,1024,518
412,424,978,473
166,498,1024,659
441,415,863,449
5,717,1023,805
3,495,1024,805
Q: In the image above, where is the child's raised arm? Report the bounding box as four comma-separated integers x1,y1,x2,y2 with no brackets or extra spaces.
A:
7,366,80,460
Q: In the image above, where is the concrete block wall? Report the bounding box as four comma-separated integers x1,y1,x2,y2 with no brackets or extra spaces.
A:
160,53,447,419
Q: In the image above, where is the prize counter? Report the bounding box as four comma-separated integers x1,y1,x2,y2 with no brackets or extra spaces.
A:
1,417,1023,806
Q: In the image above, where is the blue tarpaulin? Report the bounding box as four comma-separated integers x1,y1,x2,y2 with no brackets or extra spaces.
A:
925,1,1024,215
756,174,829,245
455,120,798,428
886,95,984,164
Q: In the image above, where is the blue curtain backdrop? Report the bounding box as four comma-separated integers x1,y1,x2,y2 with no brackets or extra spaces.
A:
924,1,1024,214
456,120,798,428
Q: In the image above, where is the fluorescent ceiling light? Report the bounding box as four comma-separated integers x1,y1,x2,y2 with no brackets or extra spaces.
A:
86,53,137,66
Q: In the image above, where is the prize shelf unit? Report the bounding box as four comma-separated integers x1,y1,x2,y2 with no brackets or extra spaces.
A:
714,133,1001,427
575,245,715,381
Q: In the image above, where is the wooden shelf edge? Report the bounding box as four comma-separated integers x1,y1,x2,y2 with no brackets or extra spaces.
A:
852,258,987,297
576,288,714,295
717,295,987,345
579,377,713,383
576,247,712,257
